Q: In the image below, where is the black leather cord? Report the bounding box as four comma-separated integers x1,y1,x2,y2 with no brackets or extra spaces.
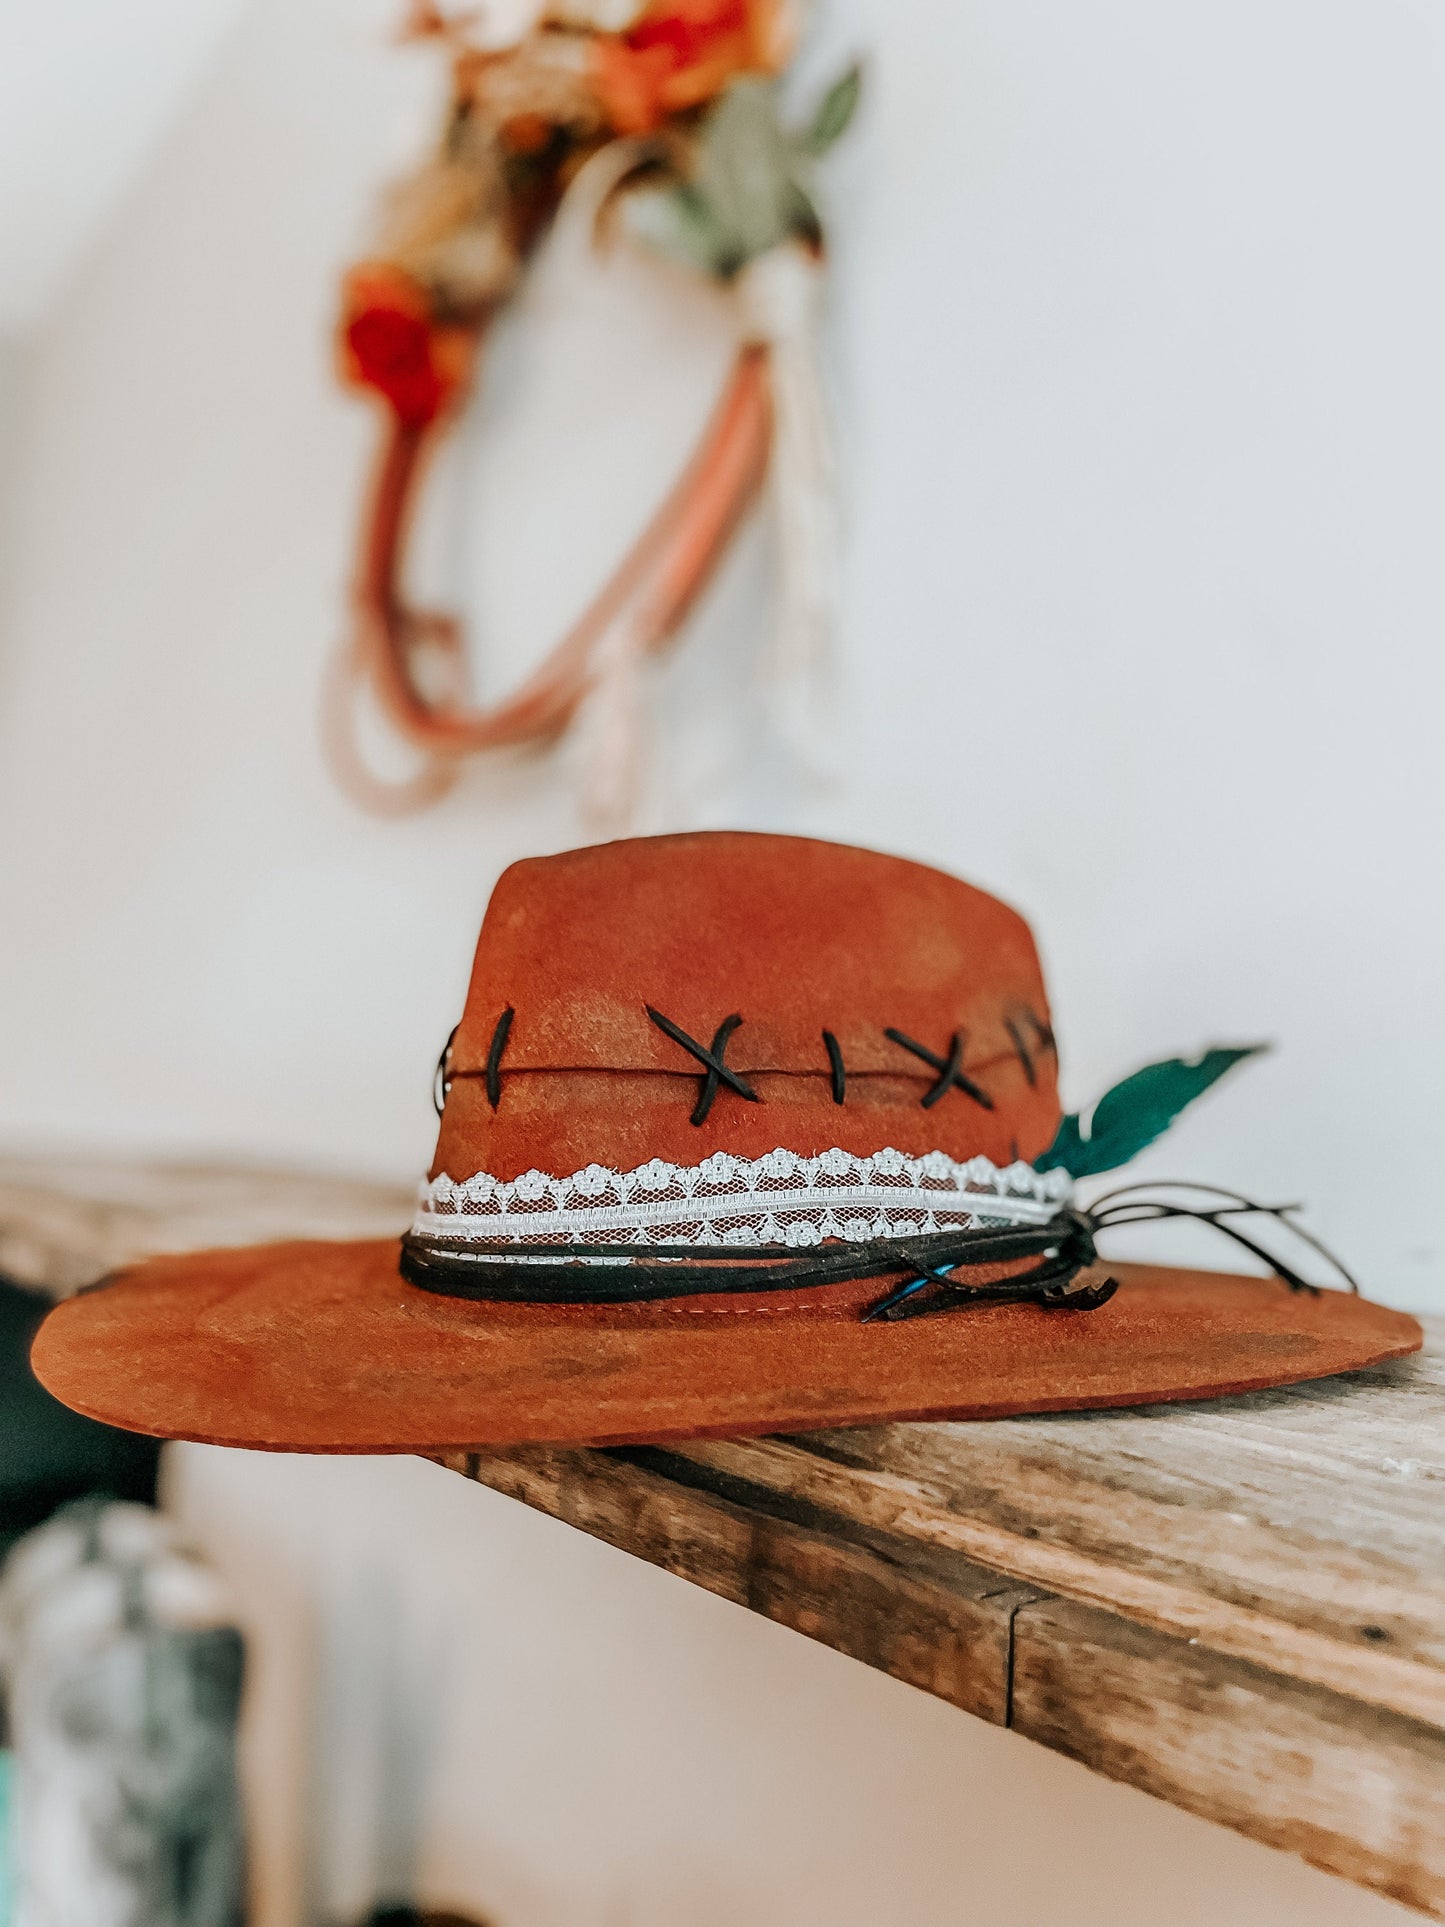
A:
400,1210,1107,1321
1086,1182,1359,1296
401,1180,1358,1323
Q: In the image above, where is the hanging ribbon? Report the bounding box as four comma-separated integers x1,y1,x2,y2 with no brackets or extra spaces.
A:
737,240,835,769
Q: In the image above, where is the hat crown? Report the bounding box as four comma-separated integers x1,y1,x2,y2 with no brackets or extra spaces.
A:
433,833,1061,1183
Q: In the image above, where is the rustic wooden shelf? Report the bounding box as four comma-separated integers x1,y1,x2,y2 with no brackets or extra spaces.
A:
4,1154,1441,1916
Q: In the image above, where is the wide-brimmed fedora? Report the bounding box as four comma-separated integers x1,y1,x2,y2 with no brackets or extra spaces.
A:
32,833,1420,1451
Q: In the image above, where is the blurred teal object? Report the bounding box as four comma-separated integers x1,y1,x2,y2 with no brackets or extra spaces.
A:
0,1276,160,1926
0,1278,159,1555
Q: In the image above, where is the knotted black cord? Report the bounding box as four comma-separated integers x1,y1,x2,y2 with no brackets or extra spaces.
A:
400,1211,1104,1315
402,1175,1359,1322
1083,1181,1360,1297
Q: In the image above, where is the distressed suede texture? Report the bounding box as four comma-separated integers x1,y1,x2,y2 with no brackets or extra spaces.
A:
32,1251,1422,1452
30,832,1424,1451
434,831,1062,1182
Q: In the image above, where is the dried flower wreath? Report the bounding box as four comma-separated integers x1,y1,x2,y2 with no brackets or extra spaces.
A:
328,0,859,817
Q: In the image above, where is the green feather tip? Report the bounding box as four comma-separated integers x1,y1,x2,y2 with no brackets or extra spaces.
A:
1034,1045,1268,1179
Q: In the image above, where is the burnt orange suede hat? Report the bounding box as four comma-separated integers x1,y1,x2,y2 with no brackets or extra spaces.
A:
32,833,1420,1452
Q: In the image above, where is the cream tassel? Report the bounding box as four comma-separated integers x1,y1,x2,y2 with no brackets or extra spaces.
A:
736,242,836,772
576,606,649,832
562,137,679,833
575,218,835,826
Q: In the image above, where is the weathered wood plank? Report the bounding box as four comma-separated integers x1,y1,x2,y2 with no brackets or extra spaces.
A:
434,1444,1037,1726
437,1440,1445,1920
790,1356,1445,1666
1010,1595,1445,1917
657,1347,1445,1729
0,1153,411,1298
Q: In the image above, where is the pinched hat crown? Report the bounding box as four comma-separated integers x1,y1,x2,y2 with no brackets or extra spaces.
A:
434,832,1060,1172
417,833,1069,1270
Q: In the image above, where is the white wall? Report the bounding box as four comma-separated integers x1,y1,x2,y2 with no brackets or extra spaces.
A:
0,0,245,328
1,0,1441,1920
165,1444,1421,1927
0,333,27,617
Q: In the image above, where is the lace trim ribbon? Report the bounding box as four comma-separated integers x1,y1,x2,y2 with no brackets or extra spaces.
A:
412,1146,1072,1252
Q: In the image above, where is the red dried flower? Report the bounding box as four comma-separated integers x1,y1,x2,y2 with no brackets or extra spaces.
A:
339,264,472,427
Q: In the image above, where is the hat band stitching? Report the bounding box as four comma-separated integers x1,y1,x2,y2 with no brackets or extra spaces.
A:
445,1030,1051,1099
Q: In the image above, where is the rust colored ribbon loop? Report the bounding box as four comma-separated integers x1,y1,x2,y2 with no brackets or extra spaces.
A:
324,340,773,814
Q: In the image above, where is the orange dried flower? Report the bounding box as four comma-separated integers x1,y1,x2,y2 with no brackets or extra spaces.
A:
593,0,792,135
500,110,555,154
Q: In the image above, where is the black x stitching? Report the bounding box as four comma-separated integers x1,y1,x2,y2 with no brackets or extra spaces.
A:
1005,1016,1037,1087
884,1028,996,1111
646,1007,761,1125
1030,1009,1058,1056
821,1030,847,1104
432,1023,460,1118
1005,1007,1056,1087
485,1007,515,1110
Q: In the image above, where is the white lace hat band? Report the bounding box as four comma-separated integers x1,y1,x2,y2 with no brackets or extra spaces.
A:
412,1146,1074,1254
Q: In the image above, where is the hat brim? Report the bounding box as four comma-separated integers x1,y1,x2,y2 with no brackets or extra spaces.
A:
29,1240,1422,1452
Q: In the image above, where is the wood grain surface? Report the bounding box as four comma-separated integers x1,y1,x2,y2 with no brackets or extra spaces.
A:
3,1155,1441,1914
0,1153,412,1298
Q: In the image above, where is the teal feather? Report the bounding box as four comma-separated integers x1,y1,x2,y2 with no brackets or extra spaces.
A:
1034,1046,1267,1179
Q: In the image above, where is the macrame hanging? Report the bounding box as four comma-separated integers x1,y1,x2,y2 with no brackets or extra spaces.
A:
327,0,859,820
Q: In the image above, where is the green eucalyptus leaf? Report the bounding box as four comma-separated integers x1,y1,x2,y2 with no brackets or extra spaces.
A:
626,66,858,280
694,78,799,263
623,182,732,276
1034,1045,1268,1178
806,63,862,153
786,181,823,249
